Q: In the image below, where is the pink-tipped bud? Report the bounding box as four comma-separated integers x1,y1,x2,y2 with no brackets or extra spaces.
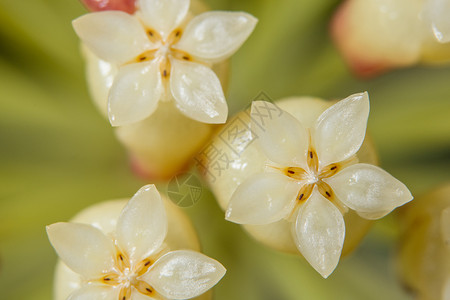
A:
80,0,136,14
331,0,450,78
330,0,392,78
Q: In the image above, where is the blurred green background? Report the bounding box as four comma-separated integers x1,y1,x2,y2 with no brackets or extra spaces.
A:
1,0,449,299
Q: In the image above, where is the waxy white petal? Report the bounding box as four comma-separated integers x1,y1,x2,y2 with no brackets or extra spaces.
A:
46,223,116,278
143,250,226,299
314,92,369,167
251,101,308,168
426,0,450,43
293,192,345,278
226,173,300,225
138,0,190,37
170,60,227,124
175,11,257,62
116,185,167,265
73,11,152,64
356,209,392,220
131,290,157,300
67,285,119,300
108,60,162,126
325,163,413,216
83,47,118,116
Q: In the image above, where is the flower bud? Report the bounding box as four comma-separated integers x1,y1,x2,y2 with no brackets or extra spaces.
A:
397,184,450,300
331,0,450,77
80,0,136,14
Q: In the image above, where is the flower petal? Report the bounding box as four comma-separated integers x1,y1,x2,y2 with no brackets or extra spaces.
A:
251,101,308,167
116,185,168,265
143,250,225,299
108,60,162,126
67,285,119,300
170,60,227,124
226,173,300,225
314,92,369,167
131,289,157,300
293,192,345,278
426,0,450,43
356,209,392,220
175,11,257,62
46,222,116,278
138,0,190,38
73,11,152,64
82,46,118,116
324,163,413,216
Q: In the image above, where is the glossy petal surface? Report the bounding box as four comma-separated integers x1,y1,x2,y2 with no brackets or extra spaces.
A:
325,163,413,216
251,101,308,168
108,60,162,126
131,290,157,300
67,285,119,300
138,0,190,37
175,11,257,62
293,192,345,278
314,92,369,166
116,185,167,265
427,0,450,43
72,11,152,64
144,250,226,299
83,47,118,115
170,60,227,124
226,173,299,225
46,223,116,278
357,209,392,220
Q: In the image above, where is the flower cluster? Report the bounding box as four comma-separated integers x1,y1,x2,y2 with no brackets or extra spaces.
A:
46,0,421,298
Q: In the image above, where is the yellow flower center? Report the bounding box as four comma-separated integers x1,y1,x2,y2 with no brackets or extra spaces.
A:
272,135,357,216
98,248,158,300
131,27,192,80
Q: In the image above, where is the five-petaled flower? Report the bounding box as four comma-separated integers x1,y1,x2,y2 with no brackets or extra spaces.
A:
47,185,226,299
225,92,413,278
73,0,257,126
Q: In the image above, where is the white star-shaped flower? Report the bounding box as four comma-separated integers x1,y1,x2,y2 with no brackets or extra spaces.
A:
73,0,257,126
47,185,225,299
225,92,413,278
